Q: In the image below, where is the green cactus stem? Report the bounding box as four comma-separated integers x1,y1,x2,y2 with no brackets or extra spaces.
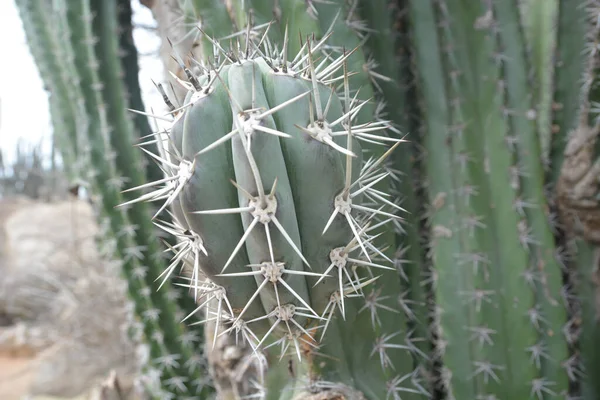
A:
125,24,422,398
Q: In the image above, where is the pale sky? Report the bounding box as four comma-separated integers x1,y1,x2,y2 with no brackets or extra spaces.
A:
0,0,164,167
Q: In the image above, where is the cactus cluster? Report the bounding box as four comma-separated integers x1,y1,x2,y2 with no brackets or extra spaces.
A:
15,0,600,399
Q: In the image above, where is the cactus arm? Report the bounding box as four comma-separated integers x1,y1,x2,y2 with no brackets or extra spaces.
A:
354,1,438,397
15,0,79,178
437,4,491,396
476,53,540,400
116,0,164,185
465,13,540,398
59,0,204,390
494,2,570,396
70,0,197,365
480,88,540,398
129,15,422,396
435,2,518,396
92,0,206,334
357,0,432,369
407,1,479,397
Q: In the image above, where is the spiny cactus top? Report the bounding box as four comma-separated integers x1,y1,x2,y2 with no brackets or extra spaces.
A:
123,28,402,362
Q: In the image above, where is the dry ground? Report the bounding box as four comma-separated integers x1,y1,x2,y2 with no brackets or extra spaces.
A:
0,196,141,399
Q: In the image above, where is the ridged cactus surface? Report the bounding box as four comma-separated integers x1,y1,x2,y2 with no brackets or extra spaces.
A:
396,0,600,399
125,28,422,397
15,0,600,399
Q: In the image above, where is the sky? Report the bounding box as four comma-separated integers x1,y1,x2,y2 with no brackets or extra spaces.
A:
0,0,164,167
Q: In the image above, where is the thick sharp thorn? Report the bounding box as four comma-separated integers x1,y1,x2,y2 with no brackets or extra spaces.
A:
314,263,336,287
322,208,340,235
351,173,389,197
253,125,293,138
192,206,253,215
348,258,395,270
230,179,254,200
339,267,345,317
222,217,259,273
167,70,194,92
278,278,318,317
236,279,268,323
359,140,403,179
271,216,310,268
257,91,310,119
345,213,371,262
194,129,239,156
269,177,278,198
323,136,357,157
127,108,172,122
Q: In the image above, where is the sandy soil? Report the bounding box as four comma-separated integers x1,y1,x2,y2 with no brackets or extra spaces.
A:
0,353,35,399
0,197,37,399
0,197,107,400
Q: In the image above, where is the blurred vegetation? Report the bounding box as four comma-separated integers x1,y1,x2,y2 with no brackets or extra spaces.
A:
0,137,68,200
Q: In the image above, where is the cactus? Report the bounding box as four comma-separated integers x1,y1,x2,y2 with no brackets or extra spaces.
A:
125,29,422,398
392,0,600,398
15,0,600,399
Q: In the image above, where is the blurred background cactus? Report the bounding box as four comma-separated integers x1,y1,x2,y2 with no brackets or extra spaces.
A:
0,139,68,200
9,0,600,399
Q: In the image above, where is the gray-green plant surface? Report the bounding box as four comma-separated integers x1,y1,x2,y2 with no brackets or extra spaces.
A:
15,0,600,399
